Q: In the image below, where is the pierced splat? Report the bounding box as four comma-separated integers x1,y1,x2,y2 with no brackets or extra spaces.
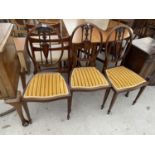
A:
82,24,93,42
41,42,50,63
26,24,70,73
104,25,133,69
71,23,103,67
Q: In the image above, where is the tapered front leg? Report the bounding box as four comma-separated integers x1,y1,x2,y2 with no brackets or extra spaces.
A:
125,91,130,97
101,88,111,109
7,101,29,126
5,91,29,127
107,91,118,114
67,91,73,120
132,86,146,105
22,102,32,124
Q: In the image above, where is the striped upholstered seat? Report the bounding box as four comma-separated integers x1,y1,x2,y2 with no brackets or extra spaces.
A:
106,66,146,91
24,73,69,100
71,67,109,89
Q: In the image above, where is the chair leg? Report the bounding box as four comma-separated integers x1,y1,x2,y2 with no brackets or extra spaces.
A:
5,91,29,127
67,91,73,120
107,91,118,114
132,86,146,105
6,101,29,127
22,102,32,124
67,71,70,84
125,91,130,97
101,88,110,109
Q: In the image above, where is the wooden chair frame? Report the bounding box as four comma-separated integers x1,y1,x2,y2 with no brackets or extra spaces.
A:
101,25,148,114
10,24,72,126
70,23,110,116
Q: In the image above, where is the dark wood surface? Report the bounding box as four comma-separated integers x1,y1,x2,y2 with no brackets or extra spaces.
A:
124,37,155,85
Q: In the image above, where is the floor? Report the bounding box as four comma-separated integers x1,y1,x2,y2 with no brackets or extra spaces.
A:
0,62,155,135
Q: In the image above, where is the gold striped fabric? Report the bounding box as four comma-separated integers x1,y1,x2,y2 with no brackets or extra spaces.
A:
71,67,109,89
24,73,69,99
106,66,146,91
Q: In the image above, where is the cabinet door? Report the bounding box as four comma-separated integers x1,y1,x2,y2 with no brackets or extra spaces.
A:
124,46,148,74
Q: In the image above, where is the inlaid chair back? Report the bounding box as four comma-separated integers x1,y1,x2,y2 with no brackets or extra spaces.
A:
71,23,103,67
26,24,70,73
104,25,133,70
70,23,110,117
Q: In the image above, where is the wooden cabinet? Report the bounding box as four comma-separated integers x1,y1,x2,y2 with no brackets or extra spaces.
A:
124,37,155,86
0,23,20,99
13,37,30,73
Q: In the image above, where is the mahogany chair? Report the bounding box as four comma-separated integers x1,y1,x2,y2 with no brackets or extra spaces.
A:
101,25,148,114
70,23,110,115
18,24,71,126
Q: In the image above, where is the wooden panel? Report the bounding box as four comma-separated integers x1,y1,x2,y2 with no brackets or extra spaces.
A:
0,75,8,98
0,23,13,52
0,23,20,98
124,37,155,86
13,37,30,72
124,45,148,73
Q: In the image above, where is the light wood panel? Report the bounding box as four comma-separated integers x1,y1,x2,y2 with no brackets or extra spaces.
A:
0,23,20,98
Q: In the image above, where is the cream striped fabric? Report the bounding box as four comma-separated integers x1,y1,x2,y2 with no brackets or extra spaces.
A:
106,66,146,91
71,67,109,89
24,73,69,99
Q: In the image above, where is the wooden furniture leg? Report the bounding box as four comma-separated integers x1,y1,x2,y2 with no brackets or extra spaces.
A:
125,91,130,97
67,92,73,120
22,102,32,124
67,96,72,120
107,91,118,114
0,69,25,118
101,88,111,109
5,91,29,127
132,86,146,105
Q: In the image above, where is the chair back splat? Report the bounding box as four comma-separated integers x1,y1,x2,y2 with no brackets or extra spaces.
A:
26,24,70,74
71,23,103,68
104,25,133,71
